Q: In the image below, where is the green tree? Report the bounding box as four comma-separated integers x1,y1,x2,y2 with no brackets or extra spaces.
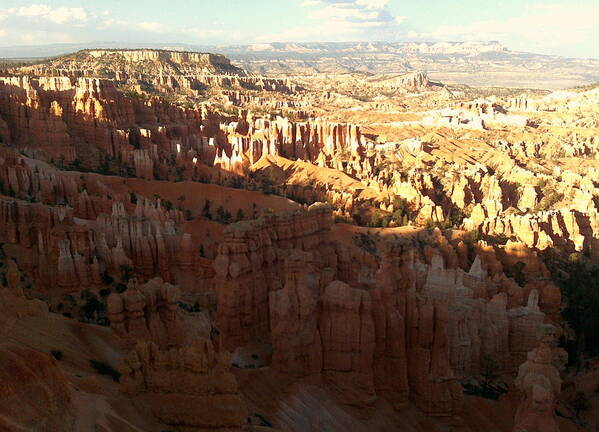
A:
481,356,498,390
202,200,212,219
572,392,589,416
236,208,245,221
120,264,134,282
216,205,232,224
177,194,186,209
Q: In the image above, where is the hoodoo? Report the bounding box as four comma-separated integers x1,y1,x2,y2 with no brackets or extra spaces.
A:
0,6,597,431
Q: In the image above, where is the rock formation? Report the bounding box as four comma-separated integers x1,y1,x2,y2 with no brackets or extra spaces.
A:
212,209,552,416
107,278,186,348
120,339,247,431
513,325,564,432
0,345,74,431
1,46,595,431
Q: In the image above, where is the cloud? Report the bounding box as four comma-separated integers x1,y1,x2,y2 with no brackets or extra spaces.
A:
11,4,51,17
356,0,389,9
9,4,88,24
259,0,404,42
136,22,168,33
0,3,231,46
420,2,599,58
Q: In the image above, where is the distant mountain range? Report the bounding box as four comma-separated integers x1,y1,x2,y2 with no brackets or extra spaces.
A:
1,41,598,90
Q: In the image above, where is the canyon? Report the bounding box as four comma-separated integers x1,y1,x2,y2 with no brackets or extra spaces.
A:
0,47,597,432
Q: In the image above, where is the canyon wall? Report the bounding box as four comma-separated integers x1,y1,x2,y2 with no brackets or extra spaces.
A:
212,208,555,415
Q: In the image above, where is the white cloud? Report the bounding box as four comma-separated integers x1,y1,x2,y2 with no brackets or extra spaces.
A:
136,22,168,32
423,3,599,57
11,4,52,17
9,4,87,24
356,0,389,9
0,3,232,46
261,0,403,42
47,7,87,24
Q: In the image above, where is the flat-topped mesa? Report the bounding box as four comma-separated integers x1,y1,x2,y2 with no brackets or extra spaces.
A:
13,49,299,94
18,49,245,77
86,49,233,67
399,40,507,55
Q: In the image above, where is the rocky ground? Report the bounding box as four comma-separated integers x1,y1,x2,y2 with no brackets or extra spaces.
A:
0,49,598,431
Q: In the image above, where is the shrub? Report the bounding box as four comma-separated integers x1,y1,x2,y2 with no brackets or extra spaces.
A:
369,211,385,228
100,271,113,285
229,176,243,189
542,250,599,363
480,355,499,389
467,230,482,243
425,218,437,230
255,414,272,428
462,382,506,400
99,288,111,298
236,208,245,221
390,198,410,226
216,205,232,224
120,264,134,282
505,261,526,286
80,292,105,322
447,204,468,228
202,199,212,219
533,191,564,213
114,283,127,293
178,302,201,313
572,392,589,415
90,360,121,382
353,233,377,255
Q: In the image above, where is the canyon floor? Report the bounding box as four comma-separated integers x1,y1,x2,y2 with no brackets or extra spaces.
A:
0,48,598,432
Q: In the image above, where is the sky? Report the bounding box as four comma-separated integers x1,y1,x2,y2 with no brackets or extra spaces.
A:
0,0,597,58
